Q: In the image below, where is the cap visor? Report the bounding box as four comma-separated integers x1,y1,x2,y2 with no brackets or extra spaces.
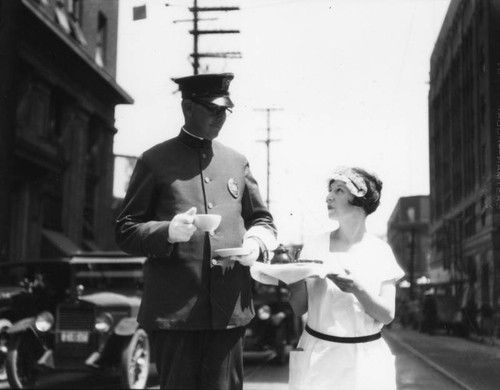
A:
200,96,234,108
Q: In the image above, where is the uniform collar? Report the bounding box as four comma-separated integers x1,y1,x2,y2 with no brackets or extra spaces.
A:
178,128,213,149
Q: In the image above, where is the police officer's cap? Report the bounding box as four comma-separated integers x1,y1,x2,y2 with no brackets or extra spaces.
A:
172,73,234,108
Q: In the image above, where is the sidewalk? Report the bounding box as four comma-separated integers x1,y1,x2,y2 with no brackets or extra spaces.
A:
384,325,500,390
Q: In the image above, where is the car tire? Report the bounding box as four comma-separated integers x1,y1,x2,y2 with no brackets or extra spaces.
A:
273,325,289,366
120,328,150,389
6,333,40,389
0,321,11,382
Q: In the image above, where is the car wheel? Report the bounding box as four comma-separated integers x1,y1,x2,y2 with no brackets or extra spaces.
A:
0,323,11,381
6,333,39,389
273,325,288,365
120,329,150,389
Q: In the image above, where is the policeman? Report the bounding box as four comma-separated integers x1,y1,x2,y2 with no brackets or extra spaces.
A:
115,73,277,390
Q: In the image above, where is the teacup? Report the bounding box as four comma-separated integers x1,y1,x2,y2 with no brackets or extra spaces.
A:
194,214,221,232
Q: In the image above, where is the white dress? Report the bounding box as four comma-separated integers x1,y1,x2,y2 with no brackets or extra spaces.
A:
289,231,405,390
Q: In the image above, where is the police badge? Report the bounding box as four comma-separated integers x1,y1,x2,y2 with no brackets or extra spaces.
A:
227,178,239,198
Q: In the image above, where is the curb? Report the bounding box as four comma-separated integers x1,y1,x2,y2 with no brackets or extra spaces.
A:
468,333,500,349
384,331,475,390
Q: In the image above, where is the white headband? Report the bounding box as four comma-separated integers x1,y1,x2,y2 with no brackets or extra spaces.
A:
329,170,368,198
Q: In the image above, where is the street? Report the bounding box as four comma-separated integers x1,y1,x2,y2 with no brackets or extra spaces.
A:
246,325,500,390
241,327,469,390
2,324,499,389
384,326,500,390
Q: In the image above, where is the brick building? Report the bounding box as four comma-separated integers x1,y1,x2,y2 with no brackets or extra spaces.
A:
0,0,132,262
428,0,500,313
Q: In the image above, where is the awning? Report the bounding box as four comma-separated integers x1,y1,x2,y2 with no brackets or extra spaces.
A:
41,229,82,256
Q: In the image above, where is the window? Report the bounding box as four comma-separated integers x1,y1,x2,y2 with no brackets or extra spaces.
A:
83,119,102,242
479,46,486,74
480,144,486,178
480,96,486,125
48,89,64,140
66,0,82,21
95,12,107,67
464,204,476,238
41,175,64,232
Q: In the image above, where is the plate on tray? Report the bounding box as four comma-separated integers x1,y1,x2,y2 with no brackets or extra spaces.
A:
214,247,251,257
292,259,324,265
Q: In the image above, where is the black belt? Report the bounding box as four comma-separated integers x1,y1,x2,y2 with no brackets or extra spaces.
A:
305,324,381,344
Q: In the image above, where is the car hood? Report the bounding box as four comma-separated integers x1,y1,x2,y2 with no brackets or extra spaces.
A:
80,292,141,308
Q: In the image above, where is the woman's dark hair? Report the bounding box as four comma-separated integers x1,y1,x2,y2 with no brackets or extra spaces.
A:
329,167,383,216
348,167,383,215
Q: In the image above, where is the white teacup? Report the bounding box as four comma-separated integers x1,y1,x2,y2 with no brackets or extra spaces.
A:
194,214,221,232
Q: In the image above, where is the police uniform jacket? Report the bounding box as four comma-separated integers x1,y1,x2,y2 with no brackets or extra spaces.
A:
115,130,277,331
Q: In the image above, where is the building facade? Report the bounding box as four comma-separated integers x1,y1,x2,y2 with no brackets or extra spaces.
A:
387,196,431,299
428,0,500,313
0,0,132,263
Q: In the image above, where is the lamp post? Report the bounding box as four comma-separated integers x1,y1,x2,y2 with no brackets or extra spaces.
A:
407,207,416,300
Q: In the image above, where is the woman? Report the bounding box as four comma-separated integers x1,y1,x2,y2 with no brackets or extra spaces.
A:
288,167,404,390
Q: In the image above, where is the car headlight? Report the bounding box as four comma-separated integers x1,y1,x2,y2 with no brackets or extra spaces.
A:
257,305,271,321
271,311,286,326
95,312,113,333
35,311,54,332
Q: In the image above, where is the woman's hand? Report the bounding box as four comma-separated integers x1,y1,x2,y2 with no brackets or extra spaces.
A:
327,269,365,294
329,270,396,325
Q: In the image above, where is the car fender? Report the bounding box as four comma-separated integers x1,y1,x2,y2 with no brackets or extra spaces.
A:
6,317,35,335
114,317,140,336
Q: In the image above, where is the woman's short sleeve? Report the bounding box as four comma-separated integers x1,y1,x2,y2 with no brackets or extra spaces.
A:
380,243,405,283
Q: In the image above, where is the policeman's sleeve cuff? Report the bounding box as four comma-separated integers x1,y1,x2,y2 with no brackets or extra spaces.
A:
244,226,278,262
248,237,268,263
141,221,174,257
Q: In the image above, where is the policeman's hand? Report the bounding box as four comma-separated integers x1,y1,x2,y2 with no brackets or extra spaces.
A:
231,238,260,267
167,207,197,244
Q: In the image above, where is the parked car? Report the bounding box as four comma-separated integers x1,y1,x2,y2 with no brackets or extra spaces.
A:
433,294,469,336
244,281,302,365
0,285,29,381
4,252,150,389
0,263,62,383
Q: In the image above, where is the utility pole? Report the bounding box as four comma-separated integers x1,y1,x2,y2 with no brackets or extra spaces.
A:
255,108,282,210
188,0,241,74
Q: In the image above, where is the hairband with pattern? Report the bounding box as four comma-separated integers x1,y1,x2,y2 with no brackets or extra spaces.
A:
329,169,368,198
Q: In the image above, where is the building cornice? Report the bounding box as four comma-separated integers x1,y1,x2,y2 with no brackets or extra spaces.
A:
21,0,133,105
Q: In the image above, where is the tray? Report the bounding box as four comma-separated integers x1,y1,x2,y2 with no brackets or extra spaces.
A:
251,261,343,285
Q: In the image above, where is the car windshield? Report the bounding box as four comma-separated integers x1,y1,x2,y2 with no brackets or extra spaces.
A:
72,259,144,294
0,262,71,312
0,262,70,290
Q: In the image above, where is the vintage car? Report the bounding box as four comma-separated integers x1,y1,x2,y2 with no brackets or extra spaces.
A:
424,294,469,336
0,265,59,382
244,281,302,365
4,252,150,389
0,285,30,381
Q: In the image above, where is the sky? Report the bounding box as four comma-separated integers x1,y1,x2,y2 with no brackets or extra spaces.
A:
114,0,451,246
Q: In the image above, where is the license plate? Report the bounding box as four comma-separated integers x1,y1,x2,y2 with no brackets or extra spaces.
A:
60,331,89,343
